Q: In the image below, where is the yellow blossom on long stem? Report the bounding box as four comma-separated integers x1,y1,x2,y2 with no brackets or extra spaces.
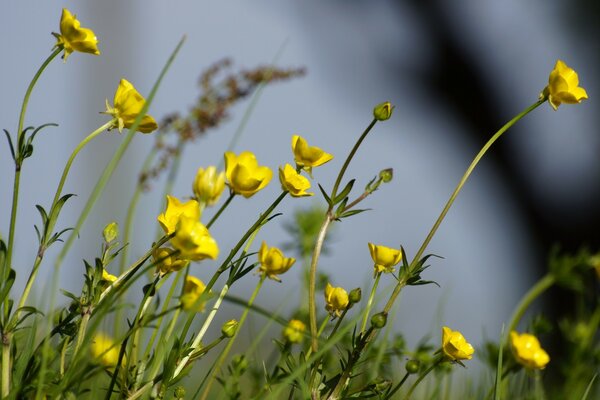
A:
279,163,313,197
441,326,474,361
368,243,402,275
180,276,209,312
157,195,200,235
258,241,295,281
153,247,190,275
542,59,588,110
510,331,550,369
324,283,349,318
291,135,333,176
193,166,226,206
170,216,219,261
104,79,158,133
52,8,100,61
224,151,272,198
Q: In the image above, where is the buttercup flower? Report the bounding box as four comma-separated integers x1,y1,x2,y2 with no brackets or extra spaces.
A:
153,247,190,275
441,326,474,361
157,195,200,235
104,79,158,133
170,216,219,261
291,135,333,176
90,333,121,368
224,151,272,198
258,242,296,281
101,269,117,283
279,164,313,197
368,243,402,275
542,60,588,110
324,283,349,318
193,166,226,206
510,331,550,370
180,276,208,312
53,8,100,61
283,319,306,344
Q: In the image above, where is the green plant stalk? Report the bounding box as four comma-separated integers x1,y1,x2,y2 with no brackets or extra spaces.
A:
4,48,62,291
403,357,443,400
198,276,266,400
72,309,91,359
384,99,545,315
2,332,11,397
16,120,113,317
54,35,186,272
361,272,381,333
308,213,333,352
206,191,235,229
505,274,555,337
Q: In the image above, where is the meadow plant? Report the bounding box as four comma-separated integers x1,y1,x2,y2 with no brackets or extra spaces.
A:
0,8,598,400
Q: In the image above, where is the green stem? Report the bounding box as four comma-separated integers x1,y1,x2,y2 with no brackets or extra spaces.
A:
386,372,410,399
72,310,91,359
331,119,377,199
404,357,443,400
2,332,11,397
4,47,62,313
206,191,235,229
199,276,266,400
309,214,333,353
384,99,545,314
361,273,381,333
506,274,555,339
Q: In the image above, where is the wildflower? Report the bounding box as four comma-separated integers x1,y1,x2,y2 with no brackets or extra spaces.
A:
53,8,100,61
541,60,588,110
441,326,474,361
224,151,272,198
101,269,117,283
170,216,219,261
283,319,306,344
157,195,200,235
373,101,394,121
510,331,550,369
180,276,208,312
104,79,158,133
279,164,313,197
324,283,349,318
258,242,295,281
193,166,226,206
90,333,121,368
153,247,190,275
291,135,333,176
221,320,239,338
368,243,402,275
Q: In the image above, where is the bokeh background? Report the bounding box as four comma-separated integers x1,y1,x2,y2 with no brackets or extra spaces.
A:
1,0,599,379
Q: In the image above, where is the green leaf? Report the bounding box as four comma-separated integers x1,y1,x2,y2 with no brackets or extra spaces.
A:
318,183,332,206
338,208,370,220
333,179,355,205
0,268,16,305
3,129,15,161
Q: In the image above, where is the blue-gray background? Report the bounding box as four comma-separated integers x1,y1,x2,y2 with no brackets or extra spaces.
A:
1,0,598,376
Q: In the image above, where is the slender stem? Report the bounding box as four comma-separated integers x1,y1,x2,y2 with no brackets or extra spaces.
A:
505,274,555,339
361,273,381,333
331,119,377,199
207,191,235,229
2,332,11,397
404,357,443,400
386,372,410,399
4,48,62,314
308,214,333,353
72,310,91,358
199,276,266,400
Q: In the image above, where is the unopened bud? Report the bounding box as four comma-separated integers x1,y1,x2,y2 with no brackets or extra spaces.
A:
221,319,238,338
373,377,392,391
379,168,393,183
232,354,249,373
373,101,394,121
348,288,362,304
370,311,388,329
103,222,119,243
405,359,420,374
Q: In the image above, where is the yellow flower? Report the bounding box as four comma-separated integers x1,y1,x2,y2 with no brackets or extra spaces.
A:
279,164,313,197
53,8,100,61
90,333,121,368
441,326,474,361
258,242,295,281
170,216,219,261
157,195,200,235
153,247,190,275
193,166,226,206
324,283,349,318
291,135,333,176
180,276,208,312
283,319,306,344
510,331,550,369
368,243,402,275
224,151,272,198
104,79,158,133
542,60,588,110
101,269,117,283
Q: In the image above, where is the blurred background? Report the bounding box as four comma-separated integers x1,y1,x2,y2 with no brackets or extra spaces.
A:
1,0,598,380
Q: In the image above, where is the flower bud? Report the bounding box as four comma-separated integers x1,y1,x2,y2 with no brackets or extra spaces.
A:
373,377,392,392
373,101,394,121
405,359,420,374
370,312,387,329
232,354,249,373
348,288,362,304
378,168,393,183
103,222,119,243
222,319,239,338
174,387,186,399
